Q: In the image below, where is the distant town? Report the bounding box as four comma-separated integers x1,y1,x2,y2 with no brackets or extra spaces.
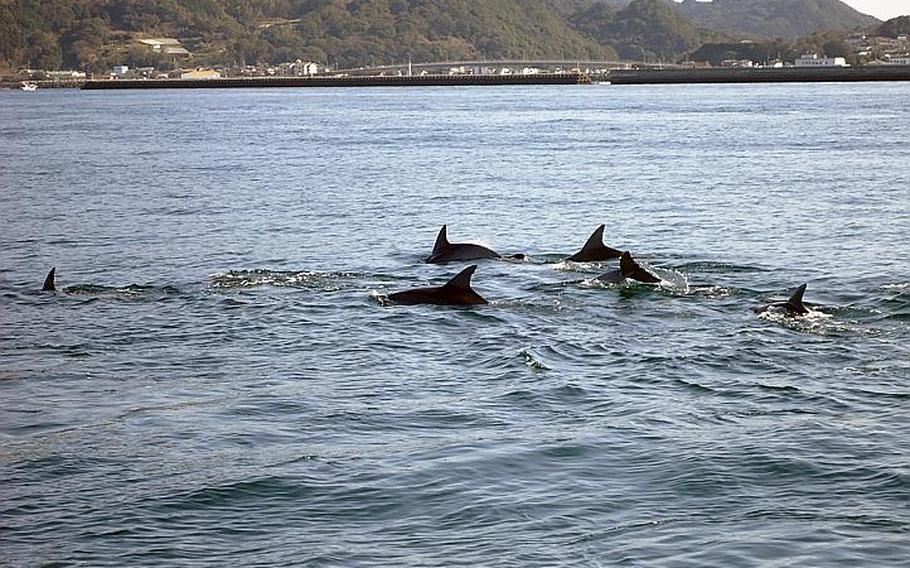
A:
5,29,909,90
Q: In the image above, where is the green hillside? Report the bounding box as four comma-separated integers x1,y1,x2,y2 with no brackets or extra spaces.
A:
0,0,892,72
572,0,729,61
0,0,615,71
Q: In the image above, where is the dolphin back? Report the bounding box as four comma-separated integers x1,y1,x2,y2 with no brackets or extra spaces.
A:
425,226,500,264
389,265,487,305
620,252,661,283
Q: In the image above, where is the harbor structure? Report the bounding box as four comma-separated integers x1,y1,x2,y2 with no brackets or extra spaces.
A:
794,54,849,67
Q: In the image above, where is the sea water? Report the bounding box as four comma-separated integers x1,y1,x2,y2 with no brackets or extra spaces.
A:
1,83,908,566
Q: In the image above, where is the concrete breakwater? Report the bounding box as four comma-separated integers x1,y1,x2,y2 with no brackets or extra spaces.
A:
1,79,84,90
81,73,588,90
607,65,910,84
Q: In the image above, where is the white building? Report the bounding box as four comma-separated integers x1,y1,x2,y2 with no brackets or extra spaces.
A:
794,54,848,67
180,69,222,80
889,56,910,65
112,65,129,76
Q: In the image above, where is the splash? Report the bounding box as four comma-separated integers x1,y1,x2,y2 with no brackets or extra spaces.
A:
61,284,180,301
758,307,849,335
519,348,552,372
210,269,359,291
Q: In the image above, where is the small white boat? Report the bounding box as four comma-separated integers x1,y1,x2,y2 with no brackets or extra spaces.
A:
21,81,38,91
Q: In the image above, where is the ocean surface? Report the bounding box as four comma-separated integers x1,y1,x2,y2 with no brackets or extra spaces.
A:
1,83,908,567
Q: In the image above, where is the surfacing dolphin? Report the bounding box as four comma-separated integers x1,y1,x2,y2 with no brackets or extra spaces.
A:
567,225,622,262
388,265,488,306
42,267,56,291
593,251,661,284
425,225,501,264
767,283,810,315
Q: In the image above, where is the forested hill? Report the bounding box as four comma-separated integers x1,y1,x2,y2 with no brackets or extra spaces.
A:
4,0,614,71
673,0,880,39
0,0,888,72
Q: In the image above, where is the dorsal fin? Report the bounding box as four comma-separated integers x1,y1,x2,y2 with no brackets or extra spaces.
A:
581,224,606,252
620,252,661,283
568,225,622,261
442,265,478,291
42,267,56,291
785,283,809,313
432,225,450,255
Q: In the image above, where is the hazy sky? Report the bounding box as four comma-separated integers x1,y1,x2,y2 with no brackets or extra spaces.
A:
842,0,909,20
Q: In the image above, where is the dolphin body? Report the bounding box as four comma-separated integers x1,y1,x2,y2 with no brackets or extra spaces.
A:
593,251,661,284
42,267,56,291
567,225,623,262
767,283,810,315
388,265,488,306
425,225,501,264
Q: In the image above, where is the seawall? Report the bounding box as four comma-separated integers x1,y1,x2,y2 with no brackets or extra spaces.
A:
81,73,588,90
607,65,910,84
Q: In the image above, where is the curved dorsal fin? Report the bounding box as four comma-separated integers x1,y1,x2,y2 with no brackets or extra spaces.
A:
42,267,56,291
442,265,478,291
568,225,622,261
432,225,449,255
582,225,606,252
620,252,661,283
785,283,809,313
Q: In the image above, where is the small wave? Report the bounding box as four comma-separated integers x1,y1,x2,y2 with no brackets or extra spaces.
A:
673,378,718,395
843,387,909,401
567,518,670,544
754,383,801,394
671,261,769,274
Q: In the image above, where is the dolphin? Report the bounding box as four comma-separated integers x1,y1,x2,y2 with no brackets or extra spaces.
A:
388,265,488,306
425,225,501,264
42,267,56,291
768,283,810,315
567,225,622,262
593,251,661,284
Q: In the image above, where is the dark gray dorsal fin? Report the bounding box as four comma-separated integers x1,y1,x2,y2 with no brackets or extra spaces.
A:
580,224,606,253
785,283,808,313
42,267,56,291
568,224,622,261
620,252,661,283
432,225,449,255
442,265,478,291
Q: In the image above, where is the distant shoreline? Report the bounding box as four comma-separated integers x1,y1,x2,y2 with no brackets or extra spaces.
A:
5,66,910,91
